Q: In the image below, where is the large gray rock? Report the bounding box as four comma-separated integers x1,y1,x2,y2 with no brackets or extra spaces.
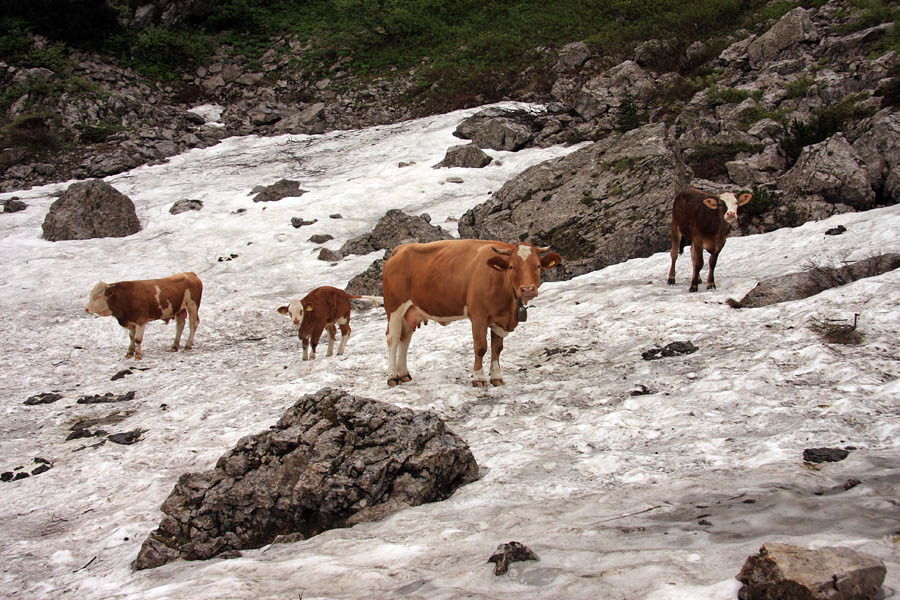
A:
778,134,875,210
573,60,655,124
747,8,820,67
458,123,688,279
42,180,141,241
133,388,479,570
737,542,886,600
452,107,536,151
852,108,900,204
252,179,307,203
339,209,452,257
433,143,493,169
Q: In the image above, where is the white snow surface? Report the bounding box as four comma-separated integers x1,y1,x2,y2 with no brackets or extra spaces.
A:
1,103,898,599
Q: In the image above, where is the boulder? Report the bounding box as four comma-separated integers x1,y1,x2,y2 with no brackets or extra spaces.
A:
133,388,479,570
433,143,493,169
169,199,203,214
573,60,655,124
339,209,452,257
556,42,591,70
852,108,900,204
42,180,141,241
458,123,688,279
452,107,536,151
747,8,820,67
737,542,886,600
252,179,307,203
778,134,875,210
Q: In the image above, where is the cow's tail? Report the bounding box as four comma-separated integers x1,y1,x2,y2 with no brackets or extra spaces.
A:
350,294,383,308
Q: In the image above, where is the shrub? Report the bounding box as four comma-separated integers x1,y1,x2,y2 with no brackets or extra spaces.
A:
131,27,215,79
743,186,781,217
780,93,874,163
785,75,816,99
616,91,640,133
685,141,764,179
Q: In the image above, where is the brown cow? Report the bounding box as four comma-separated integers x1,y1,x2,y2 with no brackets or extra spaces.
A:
668,188,752,292
382,239,562,387
85,272,203,360
277,286,380,360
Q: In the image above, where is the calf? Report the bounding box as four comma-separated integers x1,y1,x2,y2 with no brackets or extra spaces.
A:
278,286,380,360
668,188,752,292
85,272,203,360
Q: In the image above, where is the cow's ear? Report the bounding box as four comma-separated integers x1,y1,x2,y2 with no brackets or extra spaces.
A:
487,256,509,271
277,306,289,315
541,252,563,269
702,197,719,210
738,193,752,206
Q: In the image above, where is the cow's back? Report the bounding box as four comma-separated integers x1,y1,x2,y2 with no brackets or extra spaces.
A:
302,286,350,323
383,240,496,316
107,272,202,325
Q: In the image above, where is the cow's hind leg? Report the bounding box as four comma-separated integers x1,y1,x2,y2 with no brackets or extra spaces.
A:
668,224,681,285
125,324,137,358
706,250,719,290
336,319,351,355
689,243,704,292
132,324,146,360
171,310,186,352
386,303,416,386
184,303,199,351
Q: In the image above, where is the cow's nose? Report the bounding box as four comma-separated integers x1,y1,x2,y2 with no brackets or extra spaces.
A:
725,211,737,223
520,285,537,300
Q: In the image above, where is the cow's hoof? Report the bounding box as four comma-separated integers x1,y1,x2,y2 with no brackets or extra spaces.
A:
388,377,402,387
134,355,143,361
125,353,133,359
689,286,699,293
707,283,716,290
472,380,488,388
168,347,178,353
490,378,505,386
667,278,675,285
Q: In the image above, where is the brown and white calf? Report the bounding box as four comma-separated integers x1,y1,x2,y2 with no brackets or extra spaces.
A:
85,272,203,359
382,239,562,387
277,286,380,360
668,188,752,292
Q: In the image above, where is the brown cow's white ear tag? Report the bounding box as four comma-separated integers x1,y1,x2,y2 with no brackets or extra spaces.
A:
305,305,313,311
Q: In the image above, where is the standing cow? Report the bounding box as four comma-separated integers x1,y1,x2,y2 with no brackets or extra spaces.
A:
85,272,203,360
382,240,562,387
668,188,752,292
277,286,380,360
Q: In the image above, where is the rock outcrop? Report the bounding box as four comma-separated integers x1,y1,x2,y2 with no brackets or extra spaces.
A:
133,388,479,570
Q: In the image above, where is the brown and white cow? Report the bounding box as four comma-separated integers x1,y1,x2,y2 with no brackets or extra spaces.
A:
277,286,380,360
668,187,752,292
85,272,203,360
382,239,562,387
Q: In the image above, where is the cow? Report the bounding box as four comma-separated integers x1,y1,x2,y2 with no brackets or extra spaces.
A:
85,272,203,360
277,286,380,360
668,187,752,292
382,239,563,387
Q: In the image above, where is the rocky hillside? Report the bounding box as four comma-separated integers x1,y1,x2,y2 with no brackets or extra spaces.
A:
2,1,899,284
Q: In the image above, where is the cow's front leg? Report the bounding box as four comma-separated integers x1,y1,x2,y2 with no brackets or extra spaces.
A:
325,324,337,357
471,319,489,387
308,325,325,360
300,331,310,361
689,243,704,292
706,251,719,290
489,327,507,386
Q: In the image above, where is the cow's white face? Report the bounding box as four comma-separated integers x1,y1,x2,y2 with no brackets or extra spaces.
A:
720,192,740,223
85,281,111,316
488,244,563,305
278,299,306,327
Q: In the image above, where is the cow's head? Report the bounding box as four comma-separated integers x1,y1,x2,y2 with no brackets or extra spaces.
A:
85,281,112,316
487,243,563,305
277,300,308,327
703,192,752,224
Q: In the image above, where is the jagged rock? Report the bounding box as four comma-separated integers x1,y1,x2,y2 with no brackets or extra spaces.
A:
317,248,342,262
2,197,27,213
452,107,536,151
23,392,62,406
253,179,307,203
345,256,387,296
778,134,875,210
432,143,493,169
458,122,687,280
852,108,900,204
737,542,885,600
803,447,850,463
169,199,203,214
309,234,333,244
291,217,317,228
747,8,820,67
42,180,141,241
727,253,900,308
556,42,591,70
641,341,698,361
133,388,479,570
488,541,539,575
339,209,452,257
573,60,655,126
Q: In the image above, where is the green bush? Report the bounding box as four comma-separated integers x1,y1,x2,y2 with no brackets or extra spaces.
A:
686,141,764,179
785,75,816,99
131,27,215,79
743,186,781,217
780,93,874,163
